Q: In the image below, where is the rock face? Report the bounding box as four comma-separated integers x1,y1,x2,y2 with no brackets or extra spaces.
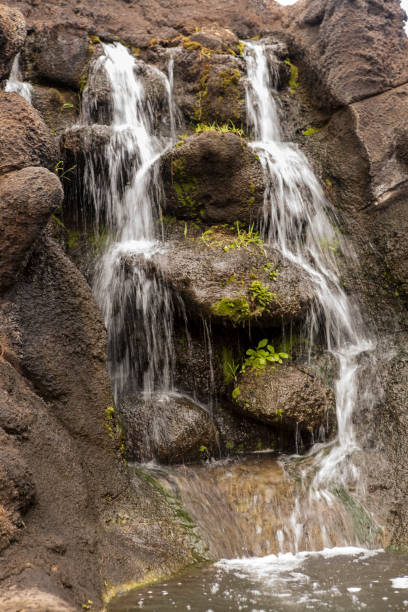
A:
119,393,218,463
234,363,336,446
289,0,408,110
0,4,25,81
0,92,57,175
24,26,92,89
0,167,63,293
150,224,314,327
162,132,265,224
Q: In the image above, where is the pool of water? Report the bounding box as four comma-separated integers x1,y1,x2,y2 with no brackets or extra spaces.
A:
109,548,408,611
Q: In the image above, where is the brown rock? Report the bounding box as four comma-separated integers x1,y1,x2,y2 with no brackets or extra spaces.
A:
24,26,92,89
162,131,264,224
289,0,408,110
0,4,26,81
31,85,79,135
189,24,239,52
119,392,218,463
0,92,57,175
234,363,335,447
0,167,62,293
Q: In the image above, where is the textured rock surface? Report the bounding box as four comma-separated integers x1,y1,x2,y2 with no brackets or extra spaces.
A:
0,4,25,81
119,393,218,463
149,224,314,328
0,167,63,292
162,132,265,224
234,363,336,445
0,92,57,175
288,0,408,110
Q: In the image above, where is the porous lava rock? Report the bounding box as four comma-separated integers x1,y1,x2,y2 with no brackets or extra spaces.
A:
0,167,63,293
162,132,265,224
0,92,57,175
23,26,92,89
119,392,218,463
234,363,336,444
0,4,25,81
149,224,314,328
288,0,408,110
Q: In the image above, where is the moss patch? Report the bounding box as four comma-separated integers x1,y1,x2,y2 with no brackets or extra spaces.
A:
284,59,299,95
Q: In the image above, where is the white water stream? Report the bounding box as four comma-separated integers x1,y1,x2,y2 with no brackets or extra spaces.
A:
4,53,33,102
82,43,178,399
245,41,375,495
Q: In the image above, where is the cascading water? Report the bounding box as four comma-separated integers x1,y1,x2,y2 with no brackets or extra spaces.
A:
4,53,33,103
81,43,178,400
244,41,377,549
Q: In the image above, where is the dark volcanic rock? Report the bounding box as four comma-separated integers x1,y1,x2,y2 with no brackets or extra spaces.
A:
119,392,218,463
162,132,265,224
288,0,408,110
151,225,314,328
0,167,63,293
0,92,57,175
234,363,336,445
24,26,92,89
31,85,79,134
0,4,26,81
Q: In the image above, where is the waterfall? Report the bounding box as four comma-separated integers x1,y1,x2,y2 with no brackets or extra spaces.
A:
81,43,178,400
244,42,377,548
4,53,33,103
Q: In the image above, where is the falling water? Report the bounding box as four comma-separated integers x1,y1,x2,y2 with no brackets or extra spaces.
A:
4,53,33,103
244,41,377,547
81,43,178,399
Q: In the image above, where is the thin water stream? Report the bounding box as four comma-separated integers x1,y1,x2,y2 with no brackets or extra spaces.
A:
4,53,33,102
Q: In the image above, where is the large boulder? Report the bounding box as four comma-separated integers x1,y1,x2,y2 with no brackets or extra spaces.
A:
0,92,57,175
233,362,336,447
162,132,265,224
23,26,93,90
146,224,314,328
119,392,218,463
0,4,26,81
288,0,408,111
0,167,63,293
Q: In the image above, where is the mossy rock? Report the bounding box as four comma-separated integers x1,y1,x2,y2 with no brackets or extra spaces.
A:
161,131,265,224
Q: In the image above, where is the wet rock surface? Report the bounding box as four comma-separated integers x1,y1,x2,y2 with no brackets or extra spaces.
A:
119,393,218,463
162,132,265,224
234,363,336,444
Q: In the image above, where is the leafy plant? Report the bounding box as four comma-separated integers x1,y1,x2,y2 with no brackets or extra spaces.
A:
211,297,250,324
221,347,240,384
249,281,276,310
241,339,289,374
224,221,264,252
54,160,77,182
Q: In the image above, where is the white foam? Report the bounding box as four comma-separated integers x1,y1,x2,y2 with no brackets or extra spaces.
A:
391,577,408,589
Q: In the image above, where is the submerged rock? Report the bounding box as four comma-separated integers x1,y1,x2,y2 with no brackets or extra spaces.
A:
233,363,335,445
119,393,218,463
0,4,26,81
162,131,265,224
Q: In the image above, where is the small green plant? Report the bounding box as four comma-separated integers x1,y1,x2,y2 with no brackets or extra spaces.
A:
232,386,241,399
62,102,74,110
211,297,250,324
263,263,280,281
221,347,240,384
195,121,244,137
54,160,77,182
224,221,264,252
303,126,320,136
241,339,289,374
249,281,276,310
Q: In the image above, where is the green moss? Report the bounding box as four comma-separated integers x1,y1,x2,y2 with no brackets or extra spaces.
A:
211,297,250,324
79,73,88,93
249,281,276,311
194,63,210,121
284,59,299,94
171,157,200,217
67,229,81,249
332,486,380,544
195,121,244,136
303,126,320,136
